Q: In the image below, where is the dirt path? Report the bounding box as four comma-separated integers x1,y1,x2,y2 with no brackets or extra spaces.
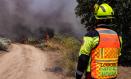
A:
0,44,130,79
0,44,64,79
117,66,131,79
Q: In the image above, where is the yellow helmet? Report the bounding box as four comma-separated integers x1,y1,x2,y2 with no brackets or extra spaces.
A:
95,3,114,19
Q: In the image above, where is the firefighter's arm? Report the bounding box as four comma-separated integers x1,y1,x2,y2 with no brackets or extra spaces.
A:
76,37,94,79
76,55,89,79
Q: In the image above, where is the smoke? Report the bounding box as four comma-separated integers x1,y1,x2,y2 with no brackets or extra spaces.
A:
0,0,86,41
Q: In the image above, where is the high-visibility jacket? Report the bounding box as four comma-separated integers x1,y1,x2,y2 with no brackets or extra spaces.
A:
91,28,120,79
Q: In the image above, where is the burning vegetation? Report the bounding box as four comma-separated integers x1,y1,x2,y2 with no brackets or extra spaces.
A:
0,0,82,77
0,0,82,45
13,24,54,44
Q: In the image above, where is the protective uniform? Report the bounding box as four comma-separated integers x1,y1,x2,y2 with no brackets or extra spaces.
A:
76,3,122,79
91,28,120,79
76,25,122,79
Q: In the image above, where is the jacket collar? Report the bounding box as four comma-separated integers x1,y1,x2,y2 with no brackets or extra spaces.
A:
97,24,114,27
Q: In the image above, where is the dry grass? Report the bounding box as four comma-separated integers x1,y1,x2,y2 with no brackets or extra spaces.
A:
44,35,81,76
26,34,81,77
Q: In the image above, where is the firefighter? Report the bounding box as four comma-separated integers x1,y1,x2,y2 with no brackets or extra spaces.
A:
76,3,122,79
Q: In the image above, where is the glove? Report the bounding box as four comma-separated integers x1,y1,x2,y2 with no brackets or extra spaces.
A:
75,70,83,79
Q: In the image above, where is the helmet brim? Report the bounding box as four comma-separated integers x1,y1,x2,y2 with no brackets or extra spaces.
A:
95,15,114,19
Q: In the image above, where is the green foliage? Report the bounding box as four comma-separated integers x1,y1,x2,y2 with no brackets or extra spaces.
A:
75,0,131,65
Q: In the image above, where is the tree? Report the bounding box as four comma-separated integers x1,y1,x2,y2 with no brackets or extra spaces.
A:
75,0,131,65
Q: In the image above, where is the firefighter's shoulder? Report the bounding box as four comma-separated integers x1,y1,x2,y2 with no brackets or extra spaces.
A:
85,29,99,37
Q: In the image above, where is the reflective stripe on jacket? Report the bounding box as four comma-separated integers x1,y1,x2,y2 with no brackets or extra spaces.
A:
91,28,120,79
79,28,122,72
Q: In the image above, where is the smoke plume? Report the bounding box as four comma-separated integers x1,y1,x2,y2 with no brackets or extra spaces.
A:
0,0,86,41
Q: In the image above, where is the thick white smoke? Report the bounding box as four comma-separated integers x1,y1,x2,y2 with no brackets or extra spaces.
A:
30,0,86,37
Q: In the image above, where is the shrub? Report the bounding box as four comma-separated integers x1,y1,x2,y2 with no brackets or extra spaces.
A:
52,35,81,76
37,34,81,77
